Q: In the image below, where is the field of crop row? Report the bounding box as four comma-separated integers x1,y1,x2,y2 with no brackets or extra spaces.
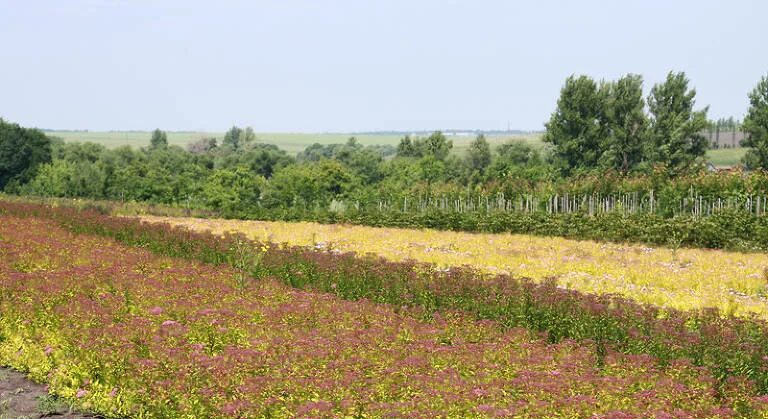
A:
141,216,768,320
3,202,768,417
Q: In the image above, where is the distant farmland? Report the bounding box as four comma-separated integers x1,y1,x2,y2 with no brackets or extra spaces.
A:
706,147,747,167
46,130,543,156
46,130,744,166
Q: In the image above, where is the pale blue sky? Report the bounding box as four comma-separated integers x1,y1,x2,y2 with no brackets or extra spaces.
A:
1,0,766,132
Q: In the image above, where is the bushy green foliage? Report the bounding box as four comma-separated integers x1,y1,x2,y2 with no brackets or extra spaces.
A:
544,75,606,174
202,166,266,217
149,128,168,150
599,74,647,173
742,74,768,169
222,126,256,150
21,159,108,198
396,131,453,160
213,143,292,178
487,140,545,179
465,134,491,179
297,137,385,183
544,72,709,175
646,72,709,174
0,119,52,191
261,160,358,209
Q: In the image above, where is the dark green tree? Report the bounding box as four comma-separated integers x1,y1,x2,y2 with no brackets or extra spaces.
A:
418,155,447,186
495,140,541,166
222,126,256,150
466,134,492,174
377,158,421,198
396,135,421,158
0,119,52,190
202,166,265,215
599,74,648,173
262,160,357,208
646,72,709,174
149,129,168,150
423,131,453,161
215,143,293,178
22,159,108,198
543,75,605,174
223,126,242,149
742,74,768,169
488,140,543,178
52,140,106,163
314,159,358,197
294,137,386,183
335,139,385,183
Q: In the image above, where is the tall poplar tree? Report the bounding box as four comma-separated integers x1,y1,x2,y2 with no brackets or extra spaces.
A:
599,74,648,173
742,74,768,169
646,72,708,174
544,75,605,174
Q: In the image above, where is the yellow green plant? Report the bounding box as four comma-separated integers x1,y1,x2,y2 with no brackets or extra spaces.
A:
140,216,768,319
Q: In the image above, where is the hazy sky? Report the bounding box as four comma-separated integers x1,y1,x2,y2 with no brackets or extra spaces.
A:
1,0,767,132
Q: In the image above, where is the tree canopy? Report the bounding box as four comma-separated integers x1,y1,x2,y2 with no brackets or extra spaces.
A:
646,72,709,174
599,74,647,173
149,129,168,150
742,74,768,169
0,119,52,191
544,72,708,176
544,75,605,174
466,134,492,174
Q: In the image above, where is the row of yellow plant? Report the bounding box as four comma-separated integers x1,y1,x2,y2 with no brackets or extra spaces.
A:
140,216,768,319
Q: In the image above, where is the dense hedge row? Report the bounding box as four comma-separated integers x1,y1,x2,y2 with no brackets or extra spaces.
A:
7,193,768,251
4,200,768,398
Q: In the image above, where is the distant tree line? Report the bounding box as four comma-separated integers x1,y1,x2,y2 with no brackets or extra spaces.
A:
0,122,550,216
1,72,767,219
710,117,741,133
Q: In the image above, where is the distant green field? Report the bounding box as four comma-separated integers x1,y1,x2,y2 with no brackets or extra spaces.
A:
46,131,218,149
706,148,746,167
47,130,542,156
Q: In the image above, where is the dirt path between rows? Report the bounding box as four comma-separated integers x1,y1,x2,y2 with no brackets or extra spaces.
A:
0,368,93,418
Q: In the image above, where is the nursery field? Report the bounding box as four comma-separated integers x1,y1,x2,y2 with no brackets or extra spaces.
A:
4,202,768,417
140,216,768,320
4,214,767,416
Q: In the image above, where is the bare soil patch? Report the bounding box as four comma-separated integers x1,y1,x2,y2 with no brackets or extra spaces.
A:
0,368,93,418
